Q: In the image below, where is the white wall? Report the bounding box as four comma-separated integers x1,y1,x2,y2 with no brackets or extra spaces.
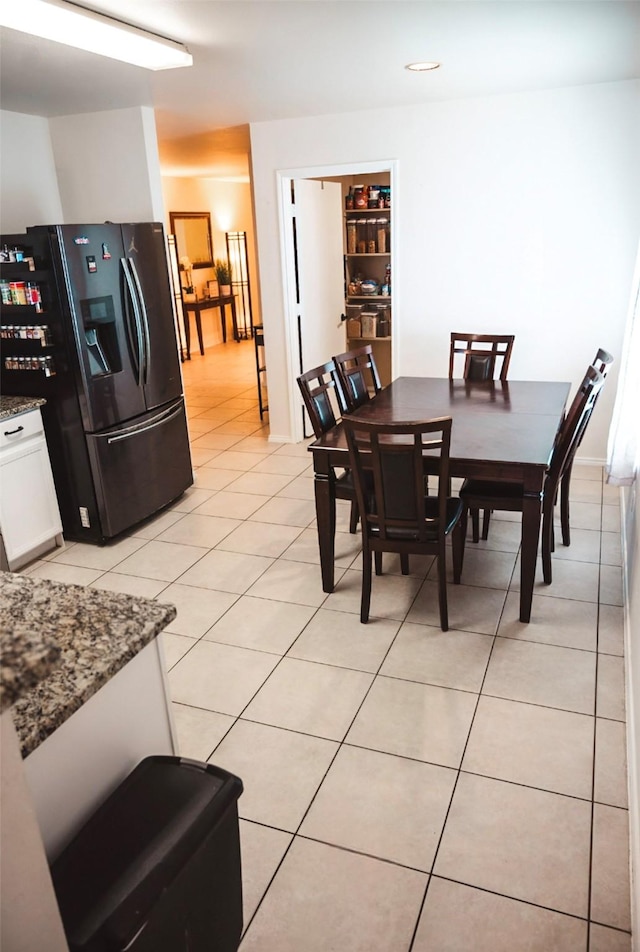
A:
0,111,63,232
1,107,165,233
250,79,640,448
49,106,165,223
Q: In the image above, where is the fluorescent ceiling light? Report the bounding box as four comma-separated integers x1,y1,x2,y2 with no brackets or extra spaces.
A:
0,0,193,70
405,62,441,72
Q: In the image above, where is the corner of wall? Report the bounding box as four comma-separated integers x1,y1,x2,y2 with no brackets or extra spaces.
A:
0,111,64,232
49,106,164,223
140,106,166,222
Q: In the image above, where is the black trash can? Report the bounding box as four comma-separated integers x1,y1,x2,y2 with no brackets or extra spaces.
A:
50,756,244,952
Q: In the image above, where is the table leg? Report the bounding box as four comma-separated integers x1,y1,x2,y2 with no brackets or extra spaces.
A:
314,470,336,593
520,485,543,622
219,305,227,343
183,310,191,360
195,312,204,355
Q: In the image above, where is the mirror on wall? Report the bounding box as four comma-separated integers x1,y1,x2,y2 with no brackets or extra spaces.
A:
169,212,214,269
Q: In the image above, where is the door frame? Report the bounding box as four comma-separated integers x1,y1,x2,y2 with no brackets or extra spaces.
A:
277,159,399,443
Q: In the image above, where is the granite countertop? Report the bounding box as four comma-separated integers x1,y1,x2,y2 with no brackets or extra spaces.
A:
0,572,176,756
0,395,47,420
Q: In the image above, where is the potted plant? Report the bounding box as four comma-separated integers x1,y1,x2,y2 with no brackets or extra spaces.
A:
215,258,232,296
179,256,196,300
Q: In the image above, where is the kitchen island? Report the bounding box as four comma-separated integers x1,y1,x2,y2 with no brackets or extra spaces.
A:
0,572,177,950
3,572,176,757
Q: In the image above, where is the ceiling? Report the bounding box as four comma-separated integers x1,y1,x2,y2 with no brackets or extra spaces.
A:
1,1,639,179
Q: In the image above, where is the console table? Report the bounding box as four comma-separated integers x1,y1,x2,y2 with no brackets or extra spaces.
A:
182,294,239,356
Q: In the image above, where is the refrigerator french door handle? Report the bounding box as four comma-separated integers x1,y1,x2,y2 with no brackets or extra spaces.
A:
120,258,145,386
128,257,152,385
120,263,140,382
105,403,184,444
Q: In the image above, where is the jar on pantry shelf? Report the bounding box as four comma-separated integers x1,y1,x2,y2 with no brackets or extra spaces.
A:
366,219,376,254
354,186,368,208
356,219,367,254
346,220,357,254
368,186,380,209
376,219,389,254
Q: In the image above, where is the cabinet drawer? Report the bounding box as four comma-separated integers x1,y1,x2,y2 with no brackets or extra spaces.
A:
0,408,44,448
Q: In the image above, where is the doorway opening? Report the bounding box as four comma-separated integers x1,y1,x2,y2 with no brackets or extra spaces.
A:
278,160,397,443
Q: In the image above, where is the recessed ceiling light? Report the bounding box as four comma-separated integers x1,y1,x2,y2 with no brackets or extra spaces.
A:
405,62,441,72
0,0,193,70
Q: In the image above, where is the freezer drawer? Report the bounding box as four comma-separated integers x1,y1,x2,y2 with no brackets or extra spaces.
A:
86,399,193,539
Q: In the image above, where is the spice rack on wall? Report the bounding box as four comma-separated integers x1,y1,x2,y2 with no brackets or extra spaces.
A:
0,244,61,390
343,184,392,387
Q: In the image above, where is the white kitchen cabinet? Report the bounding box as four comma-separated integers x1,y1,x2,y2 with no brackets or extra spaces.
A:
0,408,62,569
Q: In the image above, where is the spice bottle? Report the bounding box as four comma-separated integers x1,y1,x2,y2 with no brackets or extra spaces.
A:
381,264,391,297
26,282,43,311
10,281,27,305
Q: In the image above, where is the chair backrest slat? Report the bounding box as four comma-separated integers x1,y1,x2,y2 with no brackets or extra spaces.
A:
449,333,515,381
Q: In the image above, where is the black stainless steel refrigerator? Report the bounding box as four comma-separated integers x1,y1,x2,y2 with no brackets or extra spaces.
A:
1,222,193,543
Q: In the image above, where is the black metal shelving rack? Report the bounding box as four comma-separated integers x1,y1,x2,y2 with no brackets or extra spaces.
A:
253,324,268,419
225,231,254,340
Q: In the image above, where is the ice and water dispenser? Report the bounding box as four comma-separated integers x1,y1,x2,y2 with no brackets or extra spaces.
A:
80,296,121,377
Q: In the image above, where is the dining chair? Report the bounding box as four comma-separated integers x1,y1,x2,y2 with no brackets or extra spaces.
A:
558,348,613,546
343,415,465,630
459,364,605,585
332,345,382,412
296,361,358,534
449,333,515,382
448,333,515,528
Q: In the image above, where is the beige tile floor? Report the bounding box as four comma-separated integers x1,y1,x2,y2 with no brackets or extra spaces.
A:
24,340,631,951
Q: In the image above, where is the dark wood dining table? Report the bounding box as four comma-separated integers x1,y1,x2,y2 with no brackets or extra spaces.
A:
308,376,571,623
